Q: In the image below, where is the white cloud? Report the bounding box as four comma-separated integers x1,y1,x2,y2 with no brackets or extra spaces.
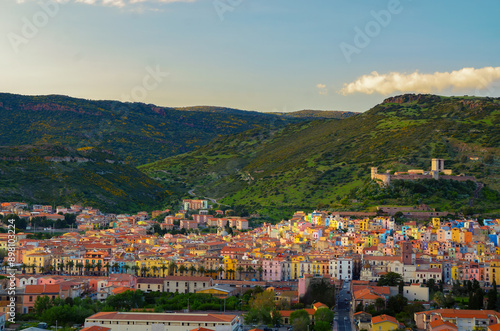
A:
14,0,197,7
340,66,500,95
316,83,327,95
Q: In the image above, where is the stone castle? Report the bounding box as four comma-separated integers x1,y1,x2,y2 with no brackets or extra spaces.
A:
371,159,476,186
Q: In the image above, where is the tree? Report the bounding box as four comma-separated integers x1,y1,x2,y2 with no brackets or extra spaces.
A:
34,295,52,315
244,309,260,325
377,272,403,286
314,321,331,331
300,278,335,307
387,294,408,315
237,266,244,281
290,309,310,331
314,307,334,323
375,298,386,311
488,280,498,310
249,290,275,311
271,309,282,327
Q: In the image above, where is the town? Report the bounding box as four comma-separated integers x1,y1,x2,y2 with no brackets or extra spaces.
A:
2,199,500,331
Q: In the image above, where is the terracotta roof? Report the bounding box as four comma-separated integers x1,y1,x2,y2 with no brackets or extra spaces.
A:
371,314,398,325
429,319,457,330
191,328,215,331
80,327,112,331
25,284,60,294
489,323,500,331
87,312,238,323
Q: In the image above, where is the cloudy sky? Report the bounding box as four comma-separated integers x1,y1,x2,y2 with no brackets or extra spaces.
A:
1,0,500,112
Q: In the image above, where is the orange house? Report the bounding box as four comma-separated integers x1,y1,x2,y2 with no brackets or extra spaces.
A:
22,284,60,314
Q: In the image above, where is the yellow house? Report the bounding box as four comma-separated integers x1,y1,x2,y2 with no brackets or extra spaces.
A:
291,255,306,280
371,314,399,331
490,260,500,285
451,228,460,243
223,256,237,280
360,219,368,231
432,218,441,229
451,266,460,281
477,243,485,256
135,257,169,277
23,249,52,273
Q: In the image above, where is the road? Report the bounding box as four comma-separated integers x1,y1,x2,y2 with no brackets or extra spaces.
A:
333,281,353,331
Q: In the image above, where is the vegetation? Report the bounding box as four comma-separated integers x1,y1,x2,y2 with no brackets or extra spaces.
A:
300,278,335,308
377,272,403,286
28,290,244,327
0,145,168,213
0,93,304,165
141,94,500,220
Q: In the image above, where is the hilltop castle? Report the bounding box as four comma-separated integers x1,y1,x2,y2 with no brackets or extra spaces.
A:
371,159,476,186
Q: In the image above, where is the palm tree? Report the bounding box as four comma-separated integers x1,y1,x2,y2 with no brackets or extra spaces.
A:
58,262,65,275
124,265,130,274
189,265,197,276
247,266,255,279
132,265,140,276
198,266,206,276
84,262,92,276
67,261,75,275
227,269,234,280
30,264,37,274
21,263,27,274
217,266,224,279
48,265,54,274
39,266,45,274
141,266,149,277
168,261,177,276
237,266,244,281
161,264,168,277
104,262,111,276
151,266,159,277
179,265,187,276
257,266,263,281
96,261,103,276
76,262,84,276
112,262,119,274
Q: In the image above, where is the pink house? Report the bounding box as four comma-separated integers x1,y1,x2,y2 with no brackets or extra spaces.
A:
263,258,282,282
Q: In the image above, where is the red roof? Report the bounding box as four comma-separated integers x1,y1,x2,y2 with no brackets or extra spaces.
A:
429,319,458,330
80,327,112,331
371,314,398,325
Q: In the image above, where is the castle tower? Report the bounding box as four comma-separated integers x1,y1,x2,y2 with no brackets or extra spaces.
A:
402,241,413,265
371,167,378,180
431,159,444,172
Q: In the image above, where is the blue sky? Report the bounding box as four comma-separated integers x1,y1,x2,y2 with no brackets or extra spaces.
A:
1,0,500,112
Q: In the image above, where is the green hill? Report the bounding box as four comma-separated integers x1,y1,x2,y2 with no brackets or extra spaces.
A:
268,109,358,119
0,145,168,213
0,93,302,165
141,94,500,219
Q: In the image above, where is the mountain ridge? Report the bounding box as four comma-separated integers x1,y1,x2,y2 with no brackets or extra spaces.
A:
141,94,500,219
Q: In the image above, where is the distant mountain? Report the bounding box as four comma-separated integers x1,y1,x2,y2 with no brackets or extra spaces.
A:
141,94,500,219
268,109,358,119
0,93,305,165
0,145,168,213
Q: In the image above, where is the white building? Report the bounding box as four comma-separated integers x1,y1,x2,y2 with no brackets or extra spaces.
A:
85,312,240,331
329,258,352,280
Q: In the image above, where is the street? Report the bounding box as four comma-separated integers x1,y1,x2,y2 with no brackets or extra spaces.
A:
333,281,353,331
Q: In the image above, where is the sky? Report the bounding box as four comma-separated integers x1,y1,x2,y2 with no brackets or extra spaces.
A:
1,0,500,112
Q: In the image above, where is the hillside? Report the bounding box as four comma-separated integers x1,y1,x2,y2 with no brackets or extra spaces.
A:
141,94,500,219
268,109,358,119
0,93,302,165
0,145,168,213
